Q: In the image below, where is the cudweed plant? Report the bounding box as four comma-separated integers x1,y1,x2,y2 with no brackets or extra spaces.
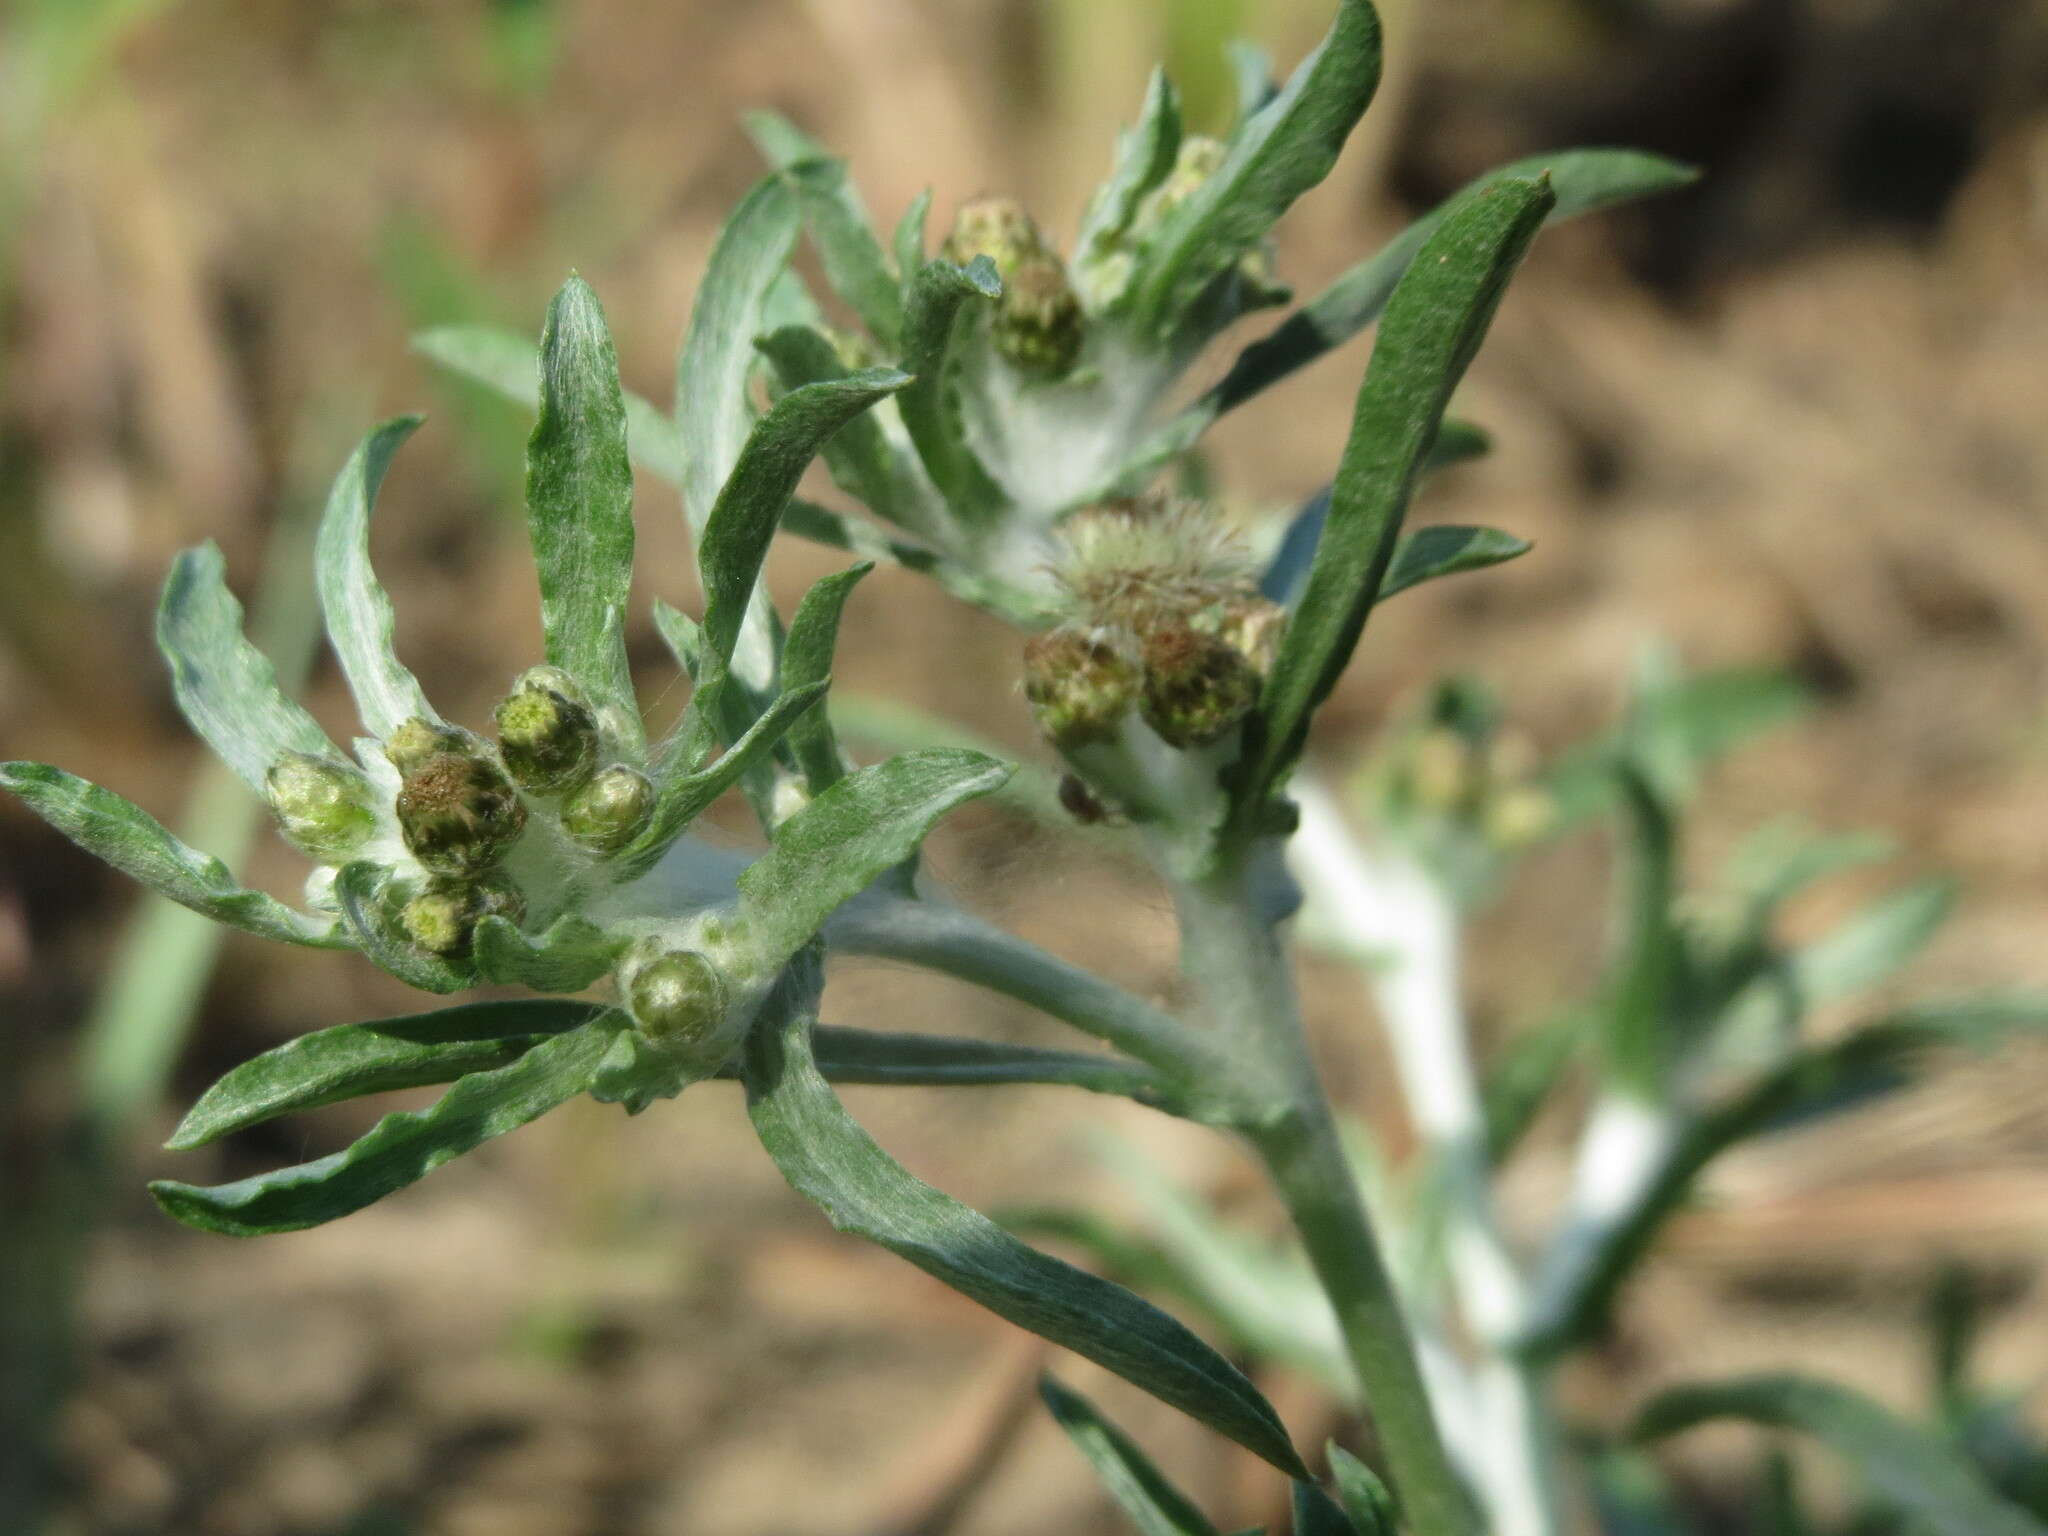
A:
12,3,2048,1532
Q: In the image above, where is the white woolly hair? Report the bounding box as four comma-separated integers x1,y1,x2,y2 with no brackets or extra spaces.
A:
1050,495,1259,626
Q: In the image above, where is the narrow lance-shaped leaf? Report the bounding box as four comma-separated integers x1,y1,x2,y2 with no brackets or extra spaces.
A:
756,326,940,540
314,417,437,738
1328,1444,1400,1536
698,368,911,666
1267,508,1531,612
735,748,1012,967
1234,176,1556,822
1074,67,1183,273
894,188,931,298
167,999,609,1149
745,128,904,348
334,860,474,995
413,325,685,485
897,257,1008,526
614,679,829,881
151,1015,622,1236
157,542,342,792
1039,1375,1223,1536
1184,148,1697,427
740,976,1308,1478
1601,762,1683,1098
728,1027,1172,1105
0,762,345,948
1227,41,1278,127
1125,0,1381,336
527,275,643,756
779,562,871,793
676,172,803,539
1633,1374,2046,1536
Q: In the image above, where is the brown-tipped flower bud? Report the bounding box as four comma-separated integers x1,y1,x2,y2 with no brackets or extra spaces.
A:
560,763,653,854
994,254,1084,377
942,196,1040,275
265,752,376,861
1193,594,1288,676
624,948,731,1058
392,722,528,877
494,666,600,796
400,872,526,957
1139,623,1259,748
1022,623,1142,750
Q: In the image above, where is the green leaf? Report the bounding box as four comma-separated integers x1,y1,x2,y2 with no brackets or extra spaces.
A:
1227,41,1278,127
471,913,625,993
412,325,685,484
0,762,342,948
1039,1374,1223,1536
617,679,829,880
1292,1480,1360,1536
763,1026,1171,1103
526,275,643,757
1075,67,1183,277
776,149,905,348
1125,0,1381,336
167,999,607,1149
157,542,341,792
676,172,804,542
314,417,437,738
333,861,473,994
151,1015,621,1236
756,326,942,540
739,981,1308,1478
1378,524,1533,603
1185,148,1695,424
1327,1444,1399,1535
1602,762,1684,1097
1483,1011,1590,1164
735,748,1011,967
779,562,871,793
1790,879,1954,1006
697,368,911,666
893,188,931,297
1234,175,1556,822
897,257,1008,524
1634,1374,2046,1536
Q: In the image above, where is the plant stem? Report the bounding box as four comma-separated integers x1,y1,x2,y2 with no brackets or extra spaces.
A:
1175,855,1481,1536
826,893,1226,1088
1292,776,1568,1536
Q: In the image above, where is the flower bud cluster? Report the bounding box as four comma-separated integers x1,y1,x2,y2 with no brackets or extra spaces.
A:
1023,493,1287,777
259,664,661,968
943,196,1085,380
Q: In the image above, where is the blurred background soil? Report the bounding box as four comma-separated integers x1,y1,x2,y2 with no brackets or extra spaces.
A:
4,0,2048,1531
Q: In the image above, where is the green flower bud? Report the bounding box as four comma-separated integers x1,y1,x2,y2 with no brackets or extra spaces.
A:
494,666,600,796
1134,135,1227,232
994,253,1084,377
264,752,376,860
1022,623,1142,750
624,947,731,1058
391,720,528,877
560,763,654,854
383,716,476,775
1139,622,1259,748
942,196,1040,275
400,872,526,957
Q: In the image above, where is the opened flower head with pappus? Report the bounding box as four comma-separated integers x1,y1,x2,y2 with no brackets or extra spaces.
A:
0,274,1016,1231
